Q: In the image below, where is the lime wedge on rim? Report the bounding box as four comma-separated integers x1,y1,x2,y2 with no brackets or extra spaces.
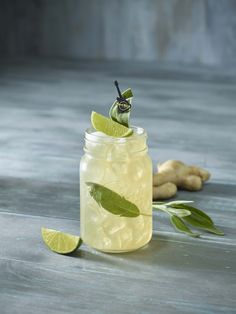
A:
91,111,133,137
41,227,82,254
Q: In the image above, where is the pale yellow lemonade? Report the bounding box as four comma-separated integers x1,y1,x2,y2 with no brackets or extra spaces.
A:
80,127,153,253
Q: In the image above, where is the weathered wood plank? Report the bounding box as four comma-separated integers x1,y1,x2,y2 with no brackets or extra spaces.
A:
0,173,235,228
0,59,236,217
0,258,235,314
0,176,80,219
1,211,235,271
0,212,235,314
0,59,235,314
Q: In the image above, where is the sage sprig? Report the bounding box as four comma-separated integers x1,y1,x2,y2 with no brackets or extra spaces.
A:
86,182,224,238
153,201,224,237
170,215,201,238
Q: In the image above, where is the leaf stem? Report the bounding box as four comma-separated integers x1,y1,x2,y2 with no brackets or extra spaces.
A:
140,212,152,217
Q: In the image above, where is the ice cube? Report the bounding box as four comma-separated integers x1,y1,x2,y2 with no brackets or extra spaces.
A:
103,220,126,236
102,236,112,249
110,160,130,178
133,216,145,230
120,227,133,243
133,229,151,246
85,131,113,157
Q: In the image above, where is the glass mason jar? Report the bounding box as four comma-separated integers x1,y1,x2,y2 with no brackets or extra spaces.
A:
80,127,152,253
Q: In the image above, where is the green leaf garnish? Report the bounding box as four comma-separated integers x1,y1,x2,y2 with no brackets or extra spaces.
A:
119,88,133,99
183,214,224,236
172,204,213,224
175,205,224,235
165,200,194,206
86,182,224,238
153,204,191,217
153,201,224,236
170,215,201,238
86,182,140,217
109,83,133,127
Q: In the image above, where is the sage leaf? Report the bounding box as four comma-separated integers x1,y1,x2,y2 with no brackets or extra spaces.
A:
152,204,170,214
153,204,191,217
170,215,201,238
165,200,194,206
120,88,133,99
183,214,224,235
109,88,133,127
172,204,214,224
170,204,224,235
152,204,166,210
86,182,140,217
165,207,191,217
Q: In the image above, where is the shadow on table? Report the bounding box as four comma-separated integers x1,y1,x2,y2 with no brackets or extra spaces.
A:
68,233,169,266
67,231,235,273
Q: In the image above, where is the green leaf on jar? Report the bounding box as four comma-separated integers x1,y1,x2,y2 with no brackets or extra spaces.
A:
109,88,133,127
86,182,140,218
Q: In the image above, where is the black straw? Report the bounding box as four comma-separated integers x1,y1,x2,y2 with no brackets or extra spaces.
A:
114,80,130,108
114,80,122,98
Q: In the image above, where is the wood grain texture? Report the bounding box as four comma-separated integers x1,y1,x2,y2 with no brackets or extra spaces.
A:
0,212,235,314
0,58,236,313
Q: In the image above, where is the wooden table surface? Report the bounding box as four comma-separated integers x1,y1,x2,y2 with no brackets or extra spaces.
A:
0,58,235,314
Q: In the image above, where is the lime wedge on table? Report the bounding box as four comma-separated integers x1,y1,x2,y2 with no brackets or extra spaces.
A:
41,227,82,254
91,111,133,137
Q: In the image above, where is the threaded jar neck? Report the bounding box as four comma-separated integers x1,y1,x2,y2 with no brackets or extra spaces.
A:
84,126,148,160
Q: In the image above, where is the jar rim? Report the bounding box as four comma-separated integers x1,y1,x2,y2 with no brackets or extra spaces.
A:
85,126,147,143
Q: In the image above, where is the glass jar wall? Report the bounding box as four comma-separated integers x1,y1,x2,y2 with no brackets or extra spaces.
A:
80,127,152,253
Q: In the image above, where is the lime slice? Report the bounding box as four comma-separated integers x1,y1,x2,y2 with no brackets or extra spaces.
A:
91,111,133,137
41,227,82,254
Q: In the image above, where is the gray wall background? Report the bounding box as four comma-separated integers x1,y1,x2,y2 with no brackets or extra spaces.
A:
1,0,236,67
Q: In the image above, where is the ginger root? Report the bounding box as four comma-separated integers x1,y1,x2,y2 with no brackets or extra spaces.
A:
153,160,211,200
